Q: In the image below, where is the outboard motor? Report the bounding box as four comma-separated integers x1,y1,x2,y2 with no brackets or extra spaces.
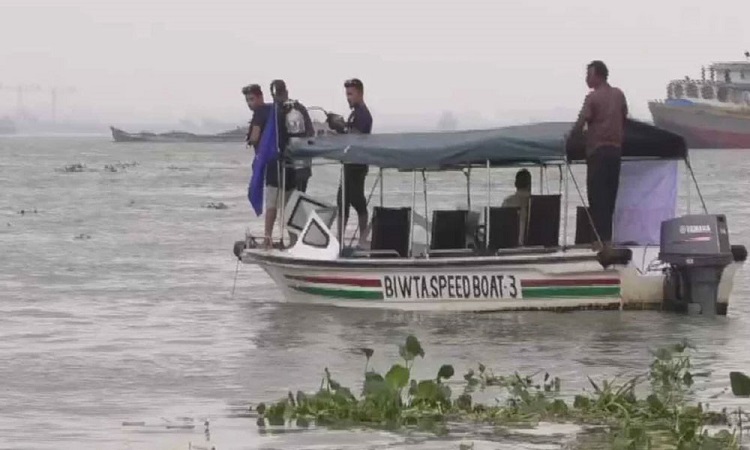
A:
659,214,733,315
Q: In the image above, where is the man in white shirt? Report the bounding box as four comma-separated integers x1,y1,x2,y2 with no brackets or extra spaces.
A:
502,169,532,245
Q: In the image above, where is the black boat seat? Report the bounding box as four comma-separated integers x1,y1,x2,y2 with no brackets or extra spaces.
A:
525,195,561,248
483,206,521,251
370,206,411,258
431,210,466,250
430,210,481,250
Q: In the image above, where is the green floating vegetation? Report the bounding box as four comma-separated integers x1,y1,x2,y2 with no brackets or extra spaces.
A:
255,335,749,449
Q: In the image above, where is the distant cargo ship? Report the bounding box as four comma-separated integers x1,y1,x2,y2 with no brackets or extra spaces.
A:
648,54,750,149
110,125,247,143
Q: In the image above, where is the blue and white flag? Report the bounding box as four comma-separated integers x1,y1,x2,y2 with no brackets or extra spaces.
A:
248,104,279,216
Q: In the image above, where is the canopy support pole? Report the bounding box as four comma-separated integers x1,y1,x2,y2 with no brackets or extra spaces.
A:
339,163,345,254
685,156,708,213
685,160,691,215
379,168,384,207
409,171,417,257
464,168,472,211
539,165,544,193
280,159,287,248
485,160,491,250
422,170,429,259
562,165,569,249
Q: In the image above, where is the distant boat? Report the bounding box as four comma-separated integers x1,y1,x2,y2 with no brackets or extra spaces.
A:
110,125,247,143
648,55,750,149
0,117,17,135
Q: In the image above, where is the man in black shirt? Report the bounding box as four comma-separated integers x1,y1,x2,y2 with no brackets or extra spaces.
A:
328,78,372,246
242,83,284,245
242,83,269,151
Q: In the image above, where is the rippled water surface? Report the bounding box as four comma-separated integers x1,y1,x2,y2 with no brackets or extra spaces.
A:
1,137,749,450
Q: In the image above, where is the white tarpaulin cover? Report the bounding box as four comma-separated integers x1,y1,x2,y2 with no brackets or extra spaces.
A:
614,160,679,245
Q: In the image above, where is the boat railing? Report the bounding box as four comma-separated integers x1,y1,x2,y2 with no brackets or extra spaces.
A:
427,248,477,258
345,249,402,258
339,245,573,260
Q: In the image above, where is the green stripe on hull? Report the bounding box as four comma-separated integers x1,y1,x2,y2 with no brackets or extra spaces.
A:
291,284,620,301
292,285,384,300
522,286,621,298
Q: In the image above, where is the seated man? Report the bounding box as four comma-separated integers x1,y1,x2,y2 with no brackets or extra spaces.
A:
501,169,532,245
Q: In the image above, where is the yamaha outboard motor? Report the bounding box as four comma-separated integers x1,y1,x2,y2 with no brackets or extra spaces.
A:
659,214,733,315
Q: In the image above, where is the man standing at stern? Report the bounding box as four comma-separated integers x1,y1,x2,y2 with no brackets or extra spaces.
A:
570,60,628,250
327,78,373,247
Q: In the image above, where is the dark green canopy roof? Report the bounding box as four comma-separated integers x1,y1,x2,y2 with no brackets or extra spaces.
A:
288,119,686,169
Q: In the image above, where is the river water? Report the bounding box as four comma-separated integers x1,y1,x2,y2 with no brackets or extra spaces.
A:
1,137,749,450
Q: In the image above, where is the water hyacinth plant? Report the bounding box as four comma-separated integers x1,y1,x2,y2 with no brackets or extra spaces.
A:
254,336,743,449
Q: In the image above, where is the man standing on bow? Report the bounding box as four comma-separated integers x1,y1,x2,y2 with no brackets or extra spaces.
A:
270,80,314,193
327,78,373,247
570,61,628,249
242,84,270,151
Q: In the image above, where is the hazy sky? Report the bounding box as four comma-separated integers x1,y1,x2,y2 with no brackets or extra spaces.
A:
1,0,748,127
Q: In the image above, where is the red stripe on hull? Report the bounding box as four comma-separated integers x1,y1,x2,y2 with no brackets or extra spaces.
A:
649,103,750,149
286,275,382,288
656,121,750,149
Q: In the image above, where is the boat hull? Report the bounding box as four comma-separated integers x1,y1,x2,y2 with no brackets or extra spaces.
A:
241,248,736,313
648,101,750,149
263,263,620,312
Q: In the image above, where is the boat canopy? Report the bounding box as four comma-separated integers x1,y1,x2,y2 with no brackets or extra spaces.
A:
287,119,687,170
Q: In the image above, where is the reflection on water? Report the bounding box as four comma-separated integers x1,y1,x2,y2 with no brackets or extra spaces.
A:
0,137,748,449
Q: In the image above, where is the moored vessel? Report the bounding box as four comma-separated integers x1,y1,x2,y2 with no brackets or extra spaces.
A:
109,125,247,143
649,54,750,149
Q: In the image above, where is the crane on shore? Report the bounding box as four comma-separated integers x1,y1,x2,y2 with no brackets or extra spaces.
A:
0,83,76,121
0,83,41,118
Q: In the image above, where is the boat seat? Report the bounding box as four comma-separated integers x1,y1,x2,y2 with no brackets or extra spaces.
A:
575,206,596,244
484,207,521,251
370,206,411,258
524,195,561,247
430,210,481,250
430,210,466,250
